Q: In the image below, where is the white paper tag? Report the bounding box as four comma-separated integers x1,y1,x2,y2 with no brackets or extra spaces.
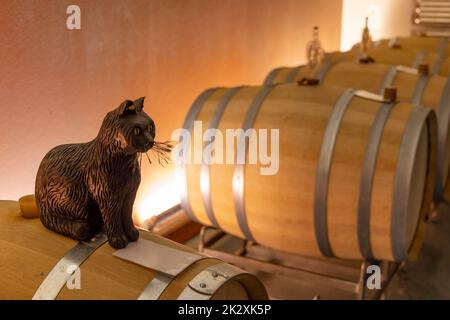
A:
396,65,419,75
113,238,204,277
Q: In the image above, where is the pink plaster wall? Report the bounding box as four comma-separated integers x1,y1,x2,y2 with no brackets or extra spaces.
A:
0,0,342,218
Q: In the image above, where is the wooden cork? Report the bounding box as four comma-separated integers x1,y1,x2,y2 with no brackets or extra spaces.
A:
18,194,39,219
418,64,429,77
383,86,397,102
297,78,320,86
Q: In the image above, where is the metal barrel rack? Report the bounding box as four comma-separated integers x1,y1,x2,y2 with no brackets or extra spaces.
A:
197,226,401,300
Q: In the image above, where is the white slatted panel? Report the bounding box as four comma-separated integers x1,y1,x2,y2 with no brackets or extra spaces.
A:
414,0,450,35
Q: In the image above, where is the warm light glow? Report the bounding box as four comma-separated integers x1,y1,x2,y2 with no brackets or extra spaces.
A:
136,176,181,224
340,0,414,51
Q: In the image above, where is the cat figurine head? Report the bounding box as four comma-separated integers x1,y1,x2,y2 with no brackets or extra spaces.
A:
100,97,156,155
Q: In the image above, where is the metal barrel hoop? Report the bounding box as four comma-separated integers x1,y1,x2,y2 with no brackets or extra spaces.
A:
200,87,244,228
412,73,431,106
412,51,427,69
177,263,267,300
434,78,450,202
432,56,445,75
317,59,333,83
32,231,108,300
379,66,398,95
138,273,173,300
391,106,437,261
411,109,438,260
263,67,284,86
233,85,276,242
140,262,268,300
138,256,213,300
357,102,396,260
178,88,219,222
431,38,449,75
285,66,303,83
314,89,355,257
437,37,449,58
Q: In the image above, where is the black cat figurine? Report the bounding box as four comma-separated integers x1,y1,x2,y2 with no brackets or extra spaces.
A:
35,97,155,249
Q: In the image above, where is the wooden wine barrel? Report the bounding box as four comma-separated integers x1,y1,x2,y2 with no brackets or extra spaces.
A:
178,85,437,262
264,48,449,85
358,48,447,76
264,51,351,86
265,61,450,202
372,36,450,57
0,200,267,300
353,37,450,76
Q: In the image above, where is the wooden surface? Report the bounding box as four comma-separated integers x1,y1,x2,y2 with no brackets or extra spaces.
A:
185,84,435,261
0,200,265,300
265,61,450,196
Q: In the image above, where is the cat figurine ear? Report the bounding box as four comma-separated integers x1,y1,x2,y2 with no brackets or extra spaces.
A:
134,97,145,112
119,99,135,114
